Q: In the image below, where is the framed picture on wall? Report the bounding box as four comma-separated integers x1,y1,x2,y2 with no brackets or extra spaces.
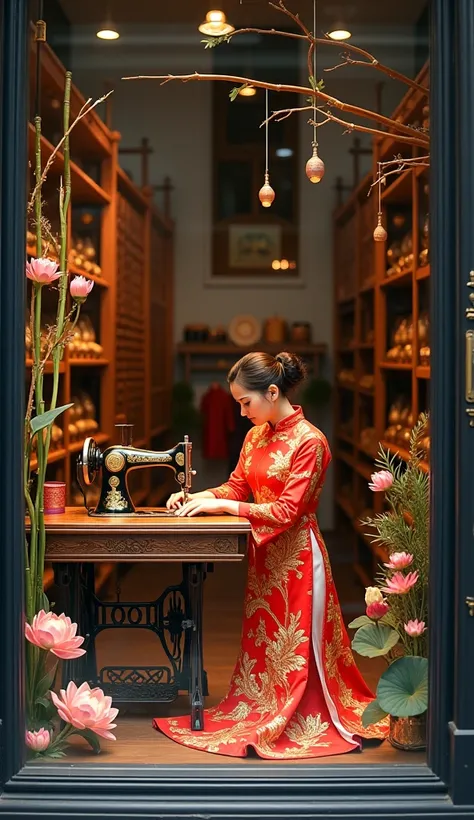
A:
228,223,281,269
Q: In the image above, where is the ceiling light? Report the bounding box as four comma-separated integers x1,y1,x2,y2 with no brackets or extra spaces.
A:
198,9,235,36
238,85,256,97
96,20,120,40
327,24,351,40
275,147,293,158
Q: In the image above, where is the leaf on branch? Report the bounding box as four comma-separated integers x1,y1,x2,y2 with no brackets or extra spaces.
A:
229,84,248,101
30,402,74,436
201,34,231,49
308,75,325,91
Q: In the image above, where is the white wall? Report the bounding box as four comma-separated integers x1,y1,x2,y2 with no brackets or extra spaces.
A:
68,23,415,529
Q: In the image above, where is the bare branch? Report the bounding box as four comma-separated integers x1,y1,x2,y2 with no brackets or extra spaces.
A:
27,91,113,214
122,72,429,146
308,108,429,147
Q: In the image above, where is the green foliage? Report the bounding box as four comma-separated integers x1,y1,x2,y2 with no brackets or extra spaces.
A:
308,75,325,91
360,413,430,658
201,34,232,49
229,84,249,101
171,381,200,434
301,377,332,408
351,622,400,658
30,402,74,436
361,699,388,728
376,656,428,717
75,728,102,754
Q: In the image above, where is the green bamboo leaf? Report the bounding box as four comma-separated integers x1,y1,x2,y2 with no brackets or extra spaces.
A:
30,403,73,436
361,699,388,728
377,656,428,717
351,623,400,658
348,615,372,629
229,85,247,101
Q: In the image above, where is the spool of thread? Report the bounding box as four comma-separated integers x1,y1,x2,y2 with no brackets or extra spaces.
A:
44,481,66,515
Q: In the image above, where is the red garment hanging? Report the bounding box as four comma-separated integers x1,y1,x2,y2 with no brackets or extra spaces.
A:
200,383,235,459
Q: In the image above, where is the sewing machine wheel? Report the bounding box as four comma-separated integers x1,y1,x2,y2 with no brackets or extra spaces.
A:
80,436,102,485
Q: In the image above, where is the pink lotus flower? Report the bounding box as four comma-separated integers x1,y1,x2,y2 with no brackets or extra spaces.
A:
366,600,390,620
384,551,414,570
70,275,94,303
25,610,86,660
368,470,393,492
404,619,426,637
51,681,118,740
25,727,50,752
26,257,61,285
381,570,419,595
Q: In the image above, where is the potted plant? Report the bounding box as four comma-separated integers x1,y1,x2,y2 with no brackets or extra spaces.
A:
349,414,429,750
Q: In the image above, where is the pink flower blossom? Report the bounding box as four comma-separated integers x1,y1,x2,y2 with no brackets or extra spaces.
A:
70,275,94,303
381,570,419,595
25,727,50,752
404,619,426,637
384,551,414,570
25,610,86,660
366,600,390,620
368,470,393,492
51,681,118,740
26,257,61,285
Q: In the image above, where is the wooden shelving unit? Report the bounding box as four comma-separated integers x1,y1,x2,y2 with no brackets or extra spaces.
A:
26,38,174,511
177,342,327,383
333,63,430,583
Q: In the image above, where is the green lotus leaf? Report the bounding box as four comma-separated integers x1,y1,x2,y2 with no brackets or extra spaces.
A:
348,615,372,629
376,656,428,717
351,622,400,657
361,699,389,728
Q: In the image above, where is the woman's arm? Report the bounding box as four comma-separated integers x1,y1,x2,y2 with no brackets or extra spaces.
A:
238,435,330,546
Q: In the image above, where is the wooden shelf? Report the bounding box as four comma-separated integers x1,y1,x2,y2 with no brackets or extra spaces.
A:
333,61,430,584
178,341,327,382
380,268,413,288
25,359,65,373
69,358,110,367
416,264,430,280
380,362,413,371
25,40,175,510
28,123,111,206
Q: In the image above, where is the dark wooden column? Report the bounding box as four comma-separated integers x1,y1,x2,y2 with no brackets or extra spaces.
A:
0,0,28,787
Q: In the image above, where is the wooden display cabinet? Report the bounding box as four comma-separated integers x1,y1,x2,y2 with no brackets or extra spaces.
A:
26,38,175,518
333,63,430,585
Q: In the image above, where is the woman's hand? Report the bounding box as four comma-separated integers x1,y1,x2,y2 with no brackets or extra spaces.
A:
175,497,239,517
166,491,190,510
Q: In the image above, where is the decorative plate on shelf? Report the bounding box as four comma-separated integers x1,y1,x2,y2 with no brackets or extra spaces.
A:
228,314,262,347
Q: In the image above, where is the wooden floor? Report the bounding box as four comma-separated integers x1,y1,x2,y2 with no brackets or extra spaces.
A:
50,530,426,767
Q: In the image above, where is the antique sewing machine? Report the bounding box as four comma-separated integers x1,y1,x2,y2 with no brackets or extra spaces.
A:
77,423,195,516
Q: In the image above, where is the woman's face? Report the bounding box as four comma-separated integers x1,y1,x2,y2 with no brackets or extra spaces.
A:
230,380,276,426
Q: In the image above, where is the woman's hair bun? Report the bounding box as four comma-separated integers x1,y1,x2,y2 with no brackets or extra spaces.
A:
275,351,307,391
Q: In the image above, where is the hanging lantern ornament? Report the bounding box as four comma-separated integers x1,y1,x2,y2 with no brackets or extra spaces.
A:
259,89,275,208
259,171,275,207
306,0,325,184
306,142,325,183
373,163,387,242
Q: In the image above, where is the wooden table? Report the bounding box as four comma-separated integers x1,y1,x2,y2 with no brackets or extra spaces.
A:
43,508,250,731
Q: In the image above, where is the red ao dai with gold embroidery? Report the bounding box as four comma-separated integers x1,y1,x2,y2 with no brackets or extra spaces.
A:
154,406,388,758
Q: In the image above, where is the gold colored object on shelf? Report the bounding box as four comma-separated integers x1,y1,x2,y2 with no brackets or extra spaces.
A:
389,714,426,751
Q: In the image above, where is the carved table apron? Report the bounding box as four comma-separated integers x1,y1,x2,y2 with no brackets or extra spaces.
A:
40,508,250,732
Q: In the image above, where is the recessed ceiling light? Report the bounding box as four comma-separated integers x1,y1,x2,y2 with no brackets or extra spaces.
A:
276,148,293,158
